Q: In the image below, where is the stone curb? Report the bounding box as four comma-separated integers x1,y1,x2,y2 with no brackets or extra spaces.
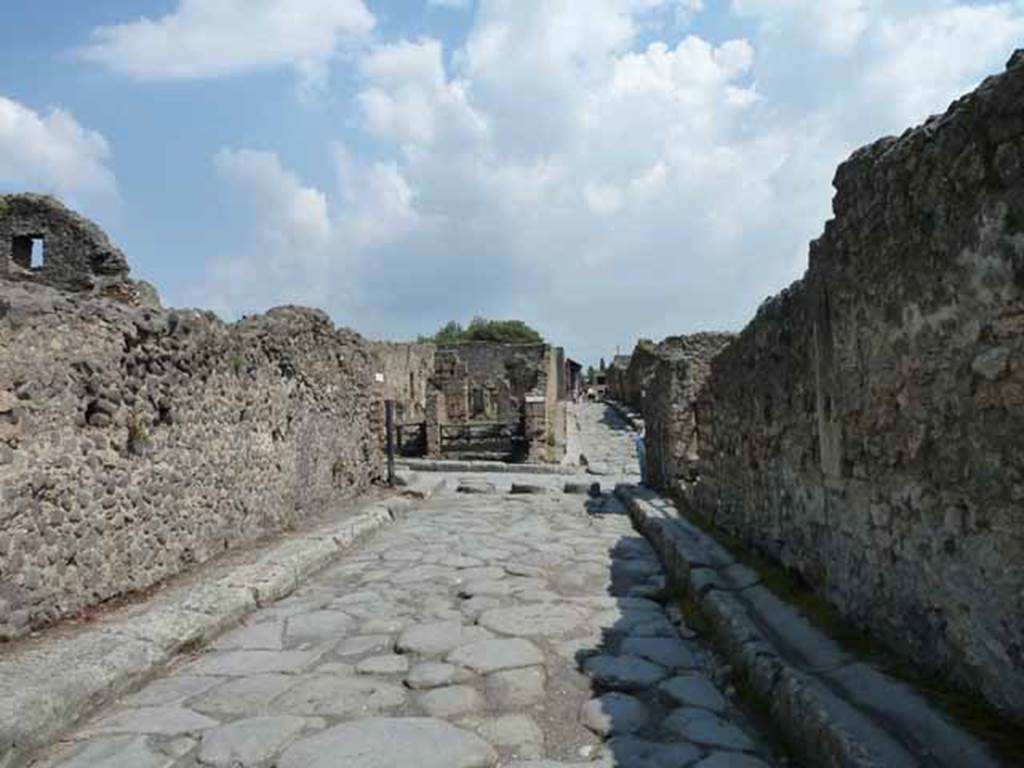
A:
0,499,408,768
396,459,580,476
614,485,1001,768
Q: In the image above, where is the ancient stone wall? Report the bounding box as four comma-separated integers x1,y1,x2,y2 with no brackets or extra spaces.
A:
370,342,436,424
0,195,143,298
606,355,631,403
435,342,549,423
413,342,568,462
622,342,660,410
0,277,381,639
642,333,734,494
692,52,1024,719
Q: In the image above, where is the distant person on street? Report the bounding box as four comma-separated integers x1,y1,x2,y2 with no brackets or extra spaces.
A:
635,426,647,486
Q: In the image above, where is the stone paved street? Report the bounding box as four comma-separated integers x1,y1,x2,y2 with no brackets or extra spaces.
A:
569,402,642,480
37,405,784,768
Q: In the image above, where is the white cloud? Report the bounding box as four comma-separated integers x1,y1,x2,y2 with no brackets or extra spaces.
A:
731,0,870,55
197,148,333,316
334,2,779,350
213,148,331,247
429,0,474,8
672,0,706,25
0,96,118,210
357,39,487,147
194,146,422,317
343,162,420,247
79,0,376,90
361,39,446,88
629,160,671,198
452,0,660,156
192,0,1024,363
358,39,447,144
585,182,625,215
724,1,1024,156
866,4,1024,125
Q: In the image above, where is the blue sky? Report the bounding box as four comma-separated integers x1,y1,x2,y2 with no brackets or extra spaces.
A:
1,1,1022,364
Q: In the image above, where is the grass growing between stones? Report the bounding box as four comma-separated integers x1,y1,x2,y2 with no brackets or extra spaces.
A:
667,491,1024,765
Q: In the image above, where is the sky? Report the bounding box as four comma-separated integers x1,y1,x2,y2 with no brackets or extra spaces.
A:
0,1,1022,364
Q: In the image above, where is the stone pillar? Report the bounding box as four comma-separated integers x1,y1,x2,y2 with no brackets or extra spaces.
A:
524,395,547,463
425,390,445,458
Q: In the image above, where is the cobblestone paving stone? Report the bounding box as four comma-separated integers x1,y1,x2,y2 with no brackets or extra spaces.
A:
570,402,642,479
37,405,785,768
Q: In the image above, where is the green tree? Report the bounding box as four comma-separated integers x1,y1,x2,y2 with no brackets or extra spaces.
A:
419,317,543,344
599,357,606,372
418,320,463,344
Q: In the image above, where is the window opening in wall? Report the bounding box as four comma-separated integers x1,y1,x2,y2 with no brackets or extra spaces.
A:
11,235,45,270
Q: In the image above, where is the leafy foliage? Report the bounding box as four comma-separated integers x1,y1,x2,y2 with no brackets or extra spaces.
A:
422,320,466,345
419,316,544,345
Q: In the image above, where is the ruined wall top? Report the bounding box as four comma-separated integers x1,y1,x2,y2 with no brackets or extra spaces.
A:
0,194,133,295
616,334,733,409
436,341,550,384
808,47,1024,279
652,333,736,365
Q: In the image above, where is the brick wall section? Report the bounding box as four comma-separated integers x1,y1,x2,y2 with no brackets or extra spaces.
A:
691,52,1024,719
0,280,382,639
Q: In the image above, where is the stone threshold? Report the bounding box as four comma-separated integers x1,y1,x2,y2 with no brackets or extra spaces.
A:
0,497,417,768
615,484,1003,768
396,459,581,476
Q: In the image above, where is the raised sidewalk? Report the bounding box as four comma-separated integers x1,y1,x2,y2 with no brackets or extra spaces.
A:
0,488,441,768
616,484,1003,768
